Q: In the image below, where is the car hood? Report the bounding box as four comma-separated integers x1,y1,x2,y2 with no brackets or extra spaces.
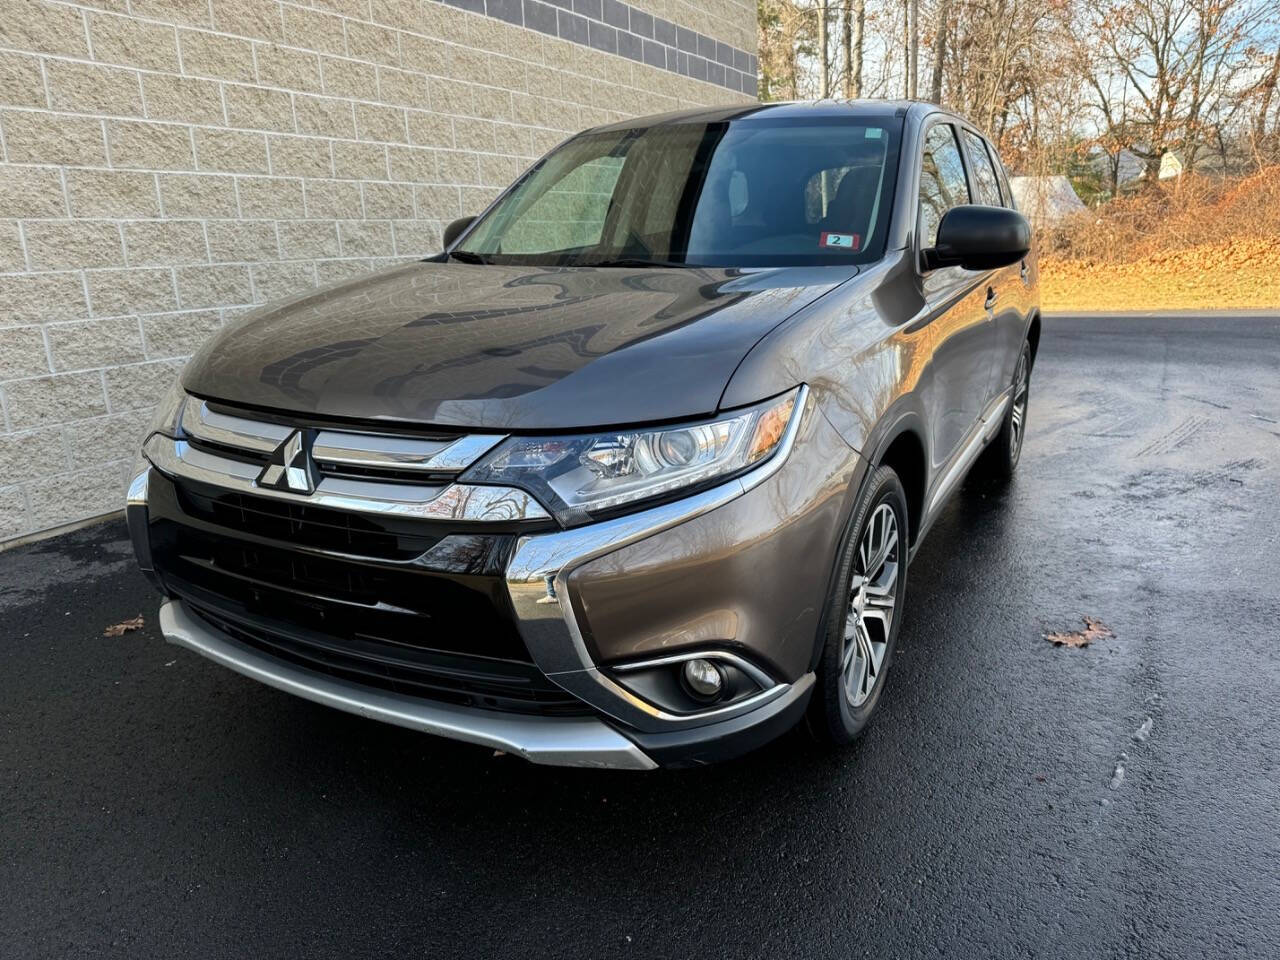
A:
182,261,854,430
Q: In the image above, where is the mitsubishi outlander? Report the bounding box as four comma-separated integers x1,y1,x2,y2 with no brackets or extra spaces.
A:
126,101,1038,768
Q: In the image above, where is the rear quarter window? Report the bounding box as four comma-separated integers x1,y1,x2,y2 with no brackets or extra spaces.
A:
962,129,1003,207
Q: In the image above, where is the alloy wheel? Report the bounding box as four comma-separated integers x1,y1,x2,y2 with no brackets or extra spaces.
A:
1010,351,1029,460
842,502,900,707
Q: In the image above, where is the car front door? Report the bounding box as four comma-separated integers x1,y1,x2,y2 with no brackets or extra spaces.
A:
915,120,997,475
960,127,1025,399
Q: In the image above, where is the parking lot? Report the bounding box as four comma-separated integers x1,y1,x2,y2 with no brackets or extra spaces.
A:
2,313,1278,959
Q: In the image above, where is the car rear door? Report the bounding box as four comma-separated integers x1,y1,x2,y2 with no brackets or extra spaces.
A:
959,126,1025,399
915,120,997,474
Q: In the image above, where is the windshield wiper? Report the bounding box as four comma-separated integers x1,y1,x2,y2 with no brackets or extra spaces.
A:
584,257,690,269
447,250,492,264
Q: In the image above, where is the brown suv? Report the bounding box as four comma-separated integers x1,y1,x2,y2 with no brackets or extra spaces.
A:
126,101,1038,768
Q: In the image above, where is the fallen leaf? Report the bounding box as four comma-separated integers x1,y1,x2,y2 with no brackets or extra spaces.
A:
1109,757,1126,791
103,615,145,637
1045,616,1113,648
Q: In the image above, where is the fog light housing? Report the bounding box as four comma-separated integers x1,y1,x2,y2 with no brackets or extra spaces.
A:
608,651,775,715
681,658,725,700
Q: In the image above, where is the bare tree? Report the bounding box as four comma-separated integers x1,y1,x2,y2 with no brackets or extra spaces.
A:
1083,0,1270,180
908,0,919,97
755,0,1275,193
818,1,830,97
1256,46,1280,139
928,0,948,104
841,0,866,97
901,0,910,97
758,0,816,100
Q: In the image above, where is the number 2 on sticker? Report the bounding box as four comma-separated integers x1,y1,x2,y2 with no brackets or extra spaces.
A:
820,232,860,250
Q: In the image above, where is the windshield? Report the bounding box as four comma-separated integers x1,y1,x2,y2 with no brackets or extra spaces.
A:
456,117,902,268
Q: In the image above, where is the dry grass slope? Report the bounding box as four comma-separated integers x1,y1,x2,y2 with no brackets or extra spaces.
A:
1039,167,1280,312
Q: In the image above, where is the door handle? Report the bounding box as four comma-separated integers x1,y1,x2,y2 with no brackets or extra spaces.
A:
984,286,998,310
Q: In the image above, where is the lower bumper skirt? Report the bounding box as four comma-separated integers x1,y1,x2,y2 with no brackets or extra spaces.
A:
158,598,657,770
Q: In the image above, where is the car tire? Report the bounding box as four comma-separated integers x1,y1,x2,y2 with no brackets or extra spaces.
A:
806,465,910,746
969,341,1031,486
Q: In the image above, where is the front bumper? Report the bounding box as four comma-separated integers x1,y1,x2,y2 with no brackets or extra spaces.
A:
126,388,863,768
157,597,657,769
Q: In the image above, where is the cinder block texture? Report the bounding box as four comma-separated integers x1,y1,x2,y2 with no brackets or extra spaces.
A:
0,0,756,542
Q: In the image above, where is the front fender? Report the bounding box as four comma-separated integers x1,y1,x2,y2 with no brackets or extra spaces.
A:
721,251,927,457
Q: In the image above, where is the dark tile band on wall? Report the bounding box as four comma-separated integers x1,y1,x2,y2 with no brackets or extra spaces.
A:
441,0,759,96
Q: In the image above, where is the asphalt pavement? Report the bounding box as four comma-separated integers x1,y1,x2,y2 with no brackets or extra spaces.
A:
2,314,1278,959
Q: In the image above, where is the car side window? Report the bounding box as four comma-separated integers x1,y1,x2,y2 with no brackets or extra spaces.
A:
962,130,1003,207
991,148,1014,209
918,124,970,248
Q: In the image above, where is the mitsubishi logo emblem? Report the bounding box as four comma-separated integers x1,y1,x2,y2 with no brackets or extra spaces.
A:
256,430,316,494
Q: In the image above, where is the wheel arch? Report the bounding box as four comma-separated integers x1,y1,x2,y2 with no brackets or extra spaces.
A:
1026,309,1042,369
806,409,929,674
874,425,927,548
858,405,930,548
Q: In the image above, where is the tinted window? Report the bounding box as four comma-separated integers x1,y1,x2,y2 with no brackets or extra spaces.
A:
963,129,1003,206
802,155,888,253
918,123,970,248
458,119,902,268
500,157,625,253
992,150,1014,209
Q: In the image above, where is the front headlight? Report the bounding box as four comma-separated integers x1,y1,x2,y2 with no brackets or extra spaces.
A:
145,377,187,440
462,387,802,524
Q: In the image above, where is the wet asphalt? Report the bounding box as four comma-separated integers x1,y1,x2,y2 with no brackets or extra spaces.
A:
2,314,1278,959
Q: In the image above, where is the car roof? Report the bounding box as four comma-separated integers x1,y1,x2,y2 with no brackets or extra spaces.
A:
586,99,961,134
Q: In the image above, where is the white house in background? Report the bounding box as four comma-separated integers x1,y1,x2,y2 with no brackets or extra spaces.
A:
1159,152,1184,179
1085,146,1230,190
1159,150,1228,179
1009,175,1087,226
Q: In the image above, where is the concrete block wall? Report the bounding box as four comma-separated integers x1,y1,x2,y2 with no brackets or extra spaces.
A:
0,0,757,544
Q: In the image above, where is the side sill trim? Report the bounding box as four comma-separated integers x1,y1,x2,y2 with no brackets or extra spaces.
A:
158,599,657,770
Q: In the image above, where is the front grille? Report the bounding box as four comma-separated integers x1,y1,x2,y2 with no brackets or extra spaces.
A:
145,471,585,717
185,601,587,716
181,396,502,486
175,483,441,562
152,511,528,664
149,396,549,525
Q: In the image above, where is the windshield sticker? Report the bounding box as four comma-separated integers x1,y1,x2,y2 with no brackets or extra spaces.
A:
820,232,861,250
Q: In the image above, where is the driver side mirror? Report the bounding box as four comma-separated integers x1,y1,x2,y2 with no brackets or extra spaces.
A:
923,205,1030,271
442,216,476,250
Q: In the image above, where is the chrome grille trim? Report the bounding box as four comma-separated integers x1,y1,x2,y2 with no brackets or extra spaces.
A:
181,399,292,454
181,397,507,478
404,433,507,472
143,434,551,522
311,431,503,474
